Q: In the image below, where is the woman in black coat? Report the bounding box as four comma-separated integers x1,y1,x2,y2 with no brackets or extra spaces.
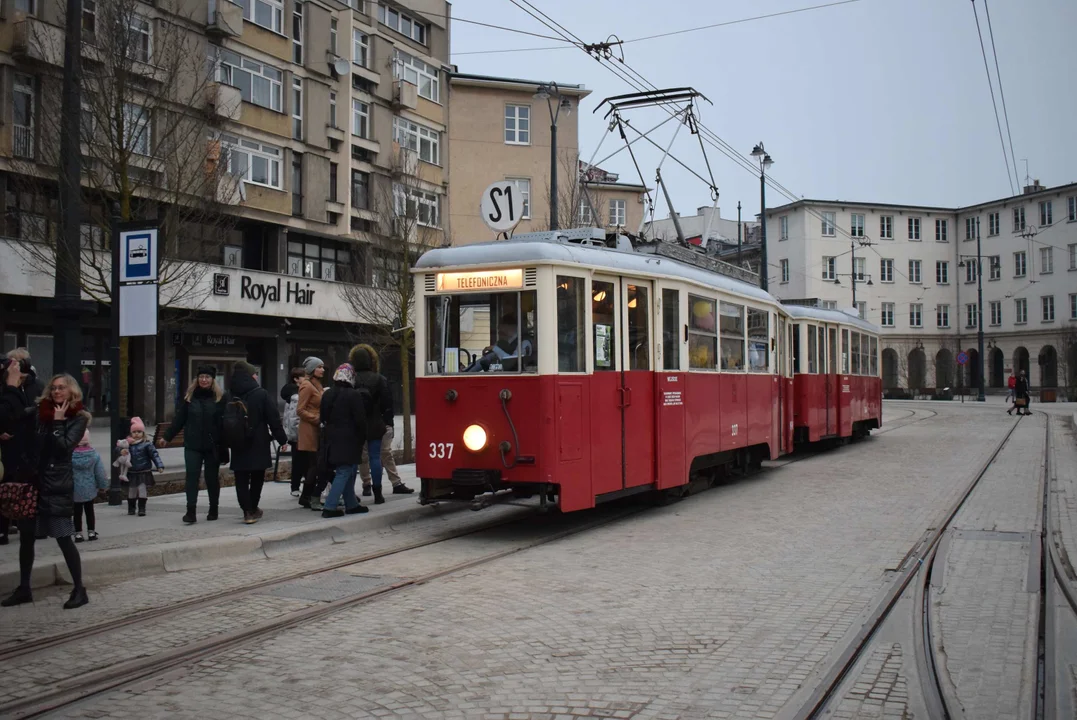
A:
2,371,90,609
318,363,369,518
349,344,395,504
228,362,287,524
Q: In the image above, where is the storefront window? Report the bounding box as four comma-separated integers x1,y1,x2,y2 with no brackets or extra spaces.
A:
426,291,537,374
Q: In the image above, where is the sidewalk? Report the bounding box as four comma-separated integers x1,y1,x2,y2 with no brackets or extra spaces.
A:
0,465,458,593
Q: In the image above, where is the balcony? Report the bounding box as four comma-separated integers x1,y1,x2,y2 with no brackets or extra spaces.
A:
215,173,246,206
205,82,243,122
12,125,34,160
12,18,65,66
391,79,418,110
207,0,243,38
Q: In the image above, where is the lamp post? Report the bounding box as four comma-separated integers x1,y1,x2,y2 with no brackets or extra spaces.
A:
535,83,572,231
750,143,773,290
833,273,873,317
958,217,986,402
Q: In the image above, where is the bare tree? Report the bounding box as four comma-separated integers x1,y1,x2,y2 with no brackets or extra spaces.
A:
339,149,445,462
1056,325,1077,401
539,152,603,232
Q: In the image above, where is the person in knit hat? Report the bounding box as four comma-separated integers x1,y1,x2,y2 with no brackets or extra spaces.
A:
72,429,108,542
125,416,163,516
318,363,368,517
296,357,327,509
349,344,413,503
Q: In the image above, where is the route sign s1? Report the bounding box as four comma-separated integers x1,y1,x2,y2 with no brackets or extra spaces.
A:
480,181,524,234
956,351,969,365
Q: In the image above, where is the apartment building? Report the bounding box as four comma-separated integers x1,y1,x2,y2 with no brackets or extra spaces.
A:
578,162,647,236
0,0,451,421
766,181,1077,395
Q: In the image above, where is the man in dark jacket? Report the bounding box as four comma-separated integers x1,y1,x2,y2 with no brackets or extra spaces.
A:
0,355,36,545
318,363,369,517
349,344,411,504
1012,371,1031,416
227,362,288,524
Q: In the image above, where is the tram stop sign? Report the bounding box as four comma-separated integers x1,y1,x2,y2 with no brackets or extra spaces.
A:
956,351,969,366
480,181,525,234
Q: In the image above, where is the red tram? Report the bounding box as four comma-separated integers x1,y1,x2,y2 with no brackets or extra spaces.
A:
413,231,882,513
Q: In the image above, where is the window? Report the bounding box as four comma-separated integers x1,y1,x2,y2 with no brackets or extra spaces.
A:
238,0,283,34
577,197,593,226
287,238,350,282
351,99,369,138
291,155,302,216
1013,206,1026,232
125,14,151,63
1039,200,1053,226
1014,251,1026,278
393,184,439,227
329,18,337,55
214,49,283,112
329,161,338,203
780,259,789,283
1069,197,1077,222
851,213,864,237
80,223,104,250
221,133,281,189
393,50,438,102
909,304,922,328
291,77,302,140
855,301,866,320
880,303,894,327
720,302,745,371
747,308,769,371
82,0,96,35
935,219,948,242
936,304,949,328
1070,244,1077,270
378,4,427,44
662,288,681,371
292,2,303,63
821,300,837,310
936,261,949,285
822,256,836,281
507,178,530,219
688,295,717,369
821,212,835,237
988,211,1000,236
329,91,337,128
1071,293,1077,321
966,303,978,329
122,103,150,155
853,256,866,281
909,259,922,284
1042,295,1055,322
392,116,439,165
353,29,369,68
807,326,818,374
1015,297,1027,324
965,259,977,284
779,215,788,241
351,169,369,209
879,215,893,239
878,258,893,283
989,300,1001,326
965,217,976,240
990,255,1001,280
1040,247,1053,274
12,74,34,160
609,199,626,227
504,104,530,145
850,332,861,375
15,0,35,14
557,276,586,372
908,217,921,240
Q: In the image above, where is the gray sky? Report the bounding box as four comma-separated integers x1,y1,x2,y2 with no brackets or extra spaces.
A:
450,0,1077,220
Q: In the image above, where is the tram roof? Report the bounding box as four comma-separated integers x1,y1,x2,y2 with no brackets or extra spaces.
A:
782,304,880,334
415,238,777,305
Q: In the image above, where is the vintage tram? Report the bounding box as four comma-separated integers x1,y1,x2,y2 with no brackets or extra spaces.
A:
413,230,881,513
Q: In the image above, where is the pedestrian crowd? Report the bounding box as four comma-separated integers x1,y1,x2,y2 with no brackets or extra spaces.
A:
0,343,411,609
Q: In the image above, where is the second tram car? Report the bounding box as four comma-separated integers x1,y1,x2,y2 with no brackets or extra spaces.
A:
413,230,881,512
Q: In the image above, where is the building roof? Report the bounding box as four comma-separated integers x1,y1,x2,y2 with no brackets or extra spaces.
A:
583,180,649,192
449,72,591,98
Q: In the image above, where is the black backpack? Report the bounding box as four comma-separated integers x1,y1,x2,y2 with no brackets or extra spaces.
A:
222,397,253,449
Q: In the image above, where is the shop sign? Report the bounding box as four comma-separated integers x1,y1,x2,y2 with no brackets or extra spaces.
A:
213,274,230,296
435,269,523,293
239,276,316,308
188,334,237,348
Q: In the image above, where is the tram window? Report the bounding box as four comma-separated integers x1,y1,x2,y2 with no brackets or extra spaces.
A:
747,307,768,372
425,291,537,374
626,284,650,370
720,302,745,371
687,294,717,369
841,329,850,374
851,332,862,375
807,326,818,374
870,336,878,376
592,280,616,371
556,276,585,372
828,328,837,375
860,335,871,378
662,288,680,371
521,291,537,372
792,324,800,373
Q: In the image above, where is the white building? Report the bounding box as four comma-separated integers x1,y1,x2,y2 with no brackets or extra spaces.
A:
765,181,1077,397
646,206,760,266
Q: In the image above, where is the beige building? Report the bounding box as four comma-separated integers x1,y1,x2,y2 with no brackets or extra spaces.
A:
578,163,647,236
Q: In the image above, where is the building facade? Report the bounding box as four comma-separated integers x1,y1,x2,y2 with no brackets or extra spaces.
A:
646,205,762,272
765,182,1077,396
0,0,451,421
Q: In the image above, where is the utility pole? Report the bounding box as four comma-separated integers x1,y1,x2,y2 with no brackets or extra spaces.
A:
535,83,569,232
751,143,773,291
108,204,123,505
976,217,985,402
851,237,857,308
736,201,742,267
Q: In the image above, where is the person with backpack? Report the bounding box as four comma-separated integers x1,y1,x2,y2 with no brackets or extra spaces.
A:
224,362,287,524
354,345,413,498
295,357,327,510
281,367,303,495
318,363,369,517
349,344,412,504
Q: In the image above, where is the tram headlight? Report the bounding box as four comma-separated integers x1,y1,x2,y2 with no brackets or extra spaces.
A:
463,424,488,453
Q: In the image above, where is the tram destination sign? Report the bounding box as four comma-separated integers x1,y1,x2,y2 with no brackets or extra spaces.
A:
436,269,523,293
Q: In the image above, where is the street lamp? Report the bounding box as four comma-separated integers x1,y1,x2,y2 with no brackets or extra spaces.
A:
751,143,773,291
833,273,873,316
535,83,572,231
957,216,986,402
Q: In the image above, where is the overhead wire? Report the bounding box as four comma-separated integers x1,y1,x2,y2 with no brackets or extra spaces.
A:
970,0,1016,195
981,0,1021,192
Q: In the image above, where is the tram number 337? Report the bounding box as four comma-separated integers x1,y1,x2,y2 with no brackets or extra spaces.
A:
429,443,454,459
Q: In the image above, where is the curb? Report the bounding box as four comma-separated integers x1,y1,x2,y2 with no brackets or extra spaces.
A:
0,498,468,592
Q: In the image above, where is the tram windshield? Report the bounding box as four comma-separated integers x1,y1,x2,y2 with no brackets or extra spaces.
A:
426,291,537,374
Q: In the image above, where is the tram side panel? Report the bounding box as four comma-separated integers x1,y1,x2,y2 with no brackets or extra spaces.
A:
655,372,687,491
553,377,595,512
588,371,623,502
719,375,748,452
782,377,795,453
623,369,656,489
684,372,722,471
793,374,825,442
746,374,774,457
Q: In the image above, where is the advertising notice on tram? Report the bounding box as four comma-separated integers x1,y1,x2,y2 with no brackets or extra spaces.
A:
595,324,612,367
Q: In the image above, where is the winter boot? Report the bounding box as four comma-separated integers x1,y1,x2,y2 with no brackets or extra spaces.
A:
182,505,197,524
392,484,414,494
373,486,385,505
1,586,33,607
207,505,218,521
137,499,147,516
127,499,136,515
362,486,372,497
63,586,89,610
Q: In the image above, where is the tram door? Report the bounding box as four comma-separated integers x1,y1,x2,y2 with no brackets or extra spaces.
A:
589,276,624,496
621,278,655,489
826,326,838,436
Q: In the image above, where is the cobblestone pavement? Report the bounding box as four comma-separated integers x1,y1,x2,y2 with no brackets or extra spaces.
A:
1050,414,1077,601
13,404,1034,720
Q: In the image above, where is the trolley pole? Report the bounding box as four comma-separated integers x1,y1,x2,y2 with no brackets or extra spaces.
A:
976,217,985,402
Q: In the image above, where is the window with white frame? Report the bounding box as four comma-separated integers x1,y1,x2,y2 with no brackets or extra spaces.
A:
990,255,1001,280
238,0,283,35
393,50,438,102
851,213,864,237
910,303,923,328
936,304,949,328
12,74,34,160
125,14,151,63
504,104,530,145
1042,295,1055,322
908,217,921,240
378,4,427,44
1070,293,1077,320
121,103,150,155
821,300,837,310
935,219,948,242
393,184,439,227
609,199,626,227
292,77,302,140
821,212,835,237
353,29,369,68
506,177,530,219
330,18,337,55
853,256,866,281
1039,246,1052,274
1015,297,1027,324
779,215,788,241
856,301,866,320
1070,244,1076,270
83,0,96,35
965,259,977,284
329,91,337,128
1069,197,1077,222
989,211,1000,235
1013,206,1026,232
220,133,281,189
392,116,439,165
780,259,789,283
989,300,1001,326
965,217,975,240
352,99,369,138
214,49,283,112
936,260,949,285
822,256,836,281
292,2,303,63
880,258,893,282
966,303,977,328
1039,200,1053,226
880,215,893,239
880,303,894,327
1014,251,1026,278
578,197,594,226
909,259,922,283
